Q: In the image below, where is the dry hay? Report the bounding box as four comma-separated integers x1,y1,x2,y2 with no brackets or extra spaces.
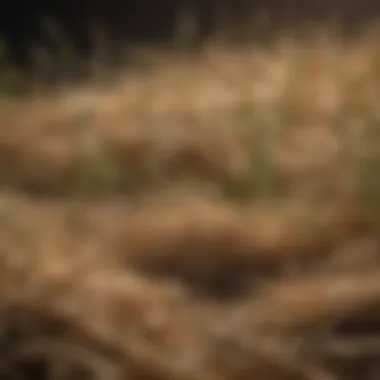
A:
0,193,377,379
1,33,380,380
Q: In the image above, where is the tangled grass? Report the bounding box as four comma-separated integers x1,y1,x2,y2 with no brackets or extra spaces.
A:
1,26,380,379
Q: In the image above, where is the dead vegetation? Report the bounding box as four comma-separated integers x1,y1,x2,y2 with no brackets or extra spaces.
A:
1,27,380,380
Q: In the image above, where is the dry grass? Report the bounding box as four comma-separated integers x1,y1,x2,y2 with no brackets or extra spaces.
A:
1,32,380,204
1,26,380,380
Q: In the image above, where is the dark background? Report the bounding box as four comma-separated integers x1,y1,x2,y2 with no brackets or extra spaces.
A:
1,0,380,70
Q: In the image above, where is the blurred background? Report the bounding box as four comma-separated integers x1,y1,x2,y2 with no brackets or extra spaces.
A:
1,3,380,380
2,0,380,72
